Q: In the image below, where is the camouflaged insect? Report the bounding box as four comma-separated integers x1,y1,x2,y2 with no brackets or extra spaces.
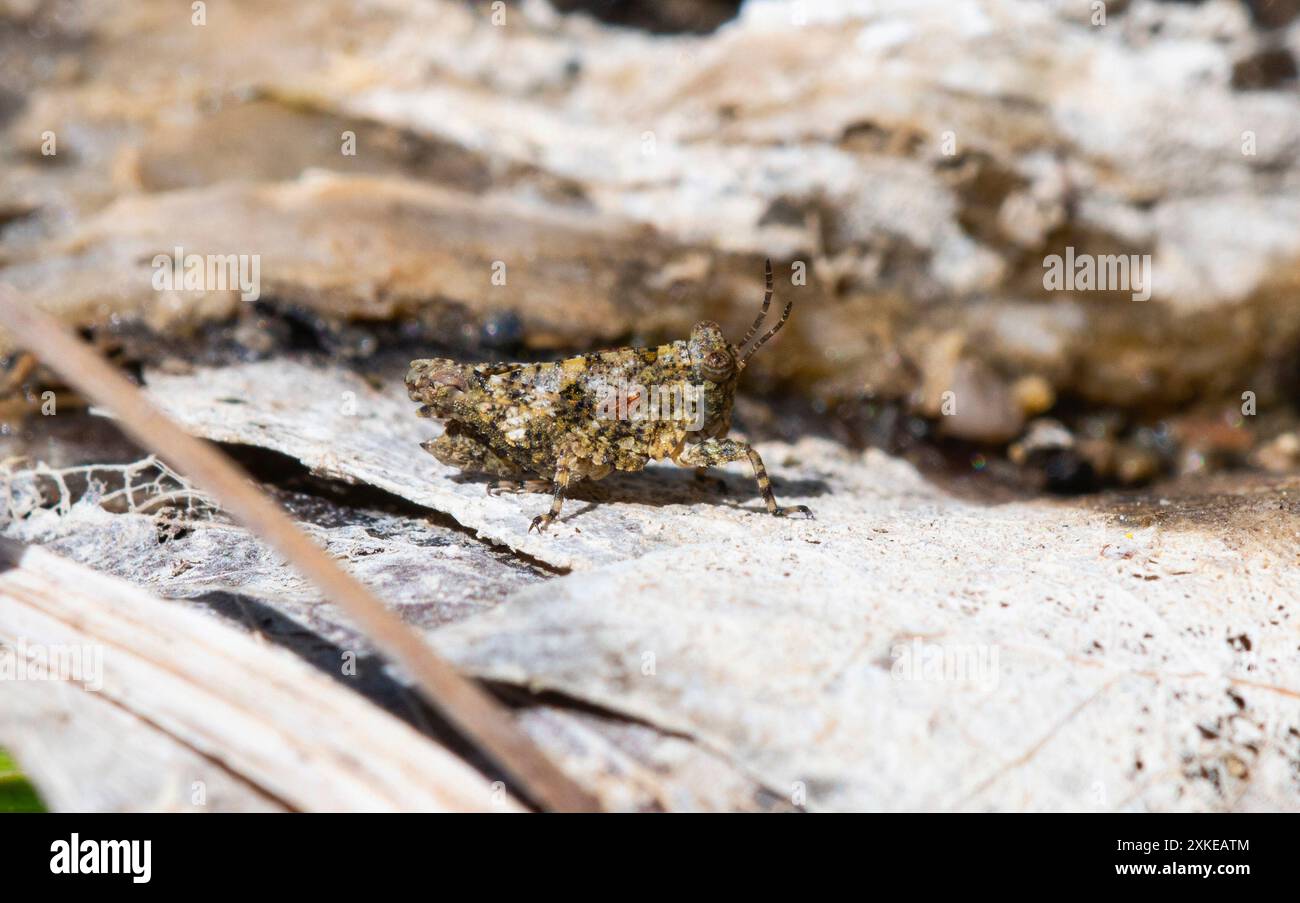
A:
406,260,812,533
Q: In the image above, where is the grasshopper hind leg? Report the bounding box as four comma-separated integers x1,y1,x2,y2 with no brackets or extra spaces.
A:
421,430,544,493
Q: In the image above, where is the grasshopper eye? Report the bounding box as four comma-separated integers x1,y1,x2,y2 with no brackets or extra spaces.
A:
701,349,734,383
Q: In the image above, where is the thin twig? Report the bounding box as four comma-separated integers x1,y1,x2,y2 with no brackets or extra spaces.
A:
0,291,599,813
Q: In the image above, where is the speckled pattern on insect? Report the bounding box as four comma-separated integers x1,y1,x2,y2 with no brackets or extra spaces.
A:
406,260,813,532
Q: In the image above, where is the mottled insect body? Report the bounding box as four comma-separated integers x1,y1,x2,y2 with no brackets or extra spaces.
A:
593,368,705,429
407,260,812,532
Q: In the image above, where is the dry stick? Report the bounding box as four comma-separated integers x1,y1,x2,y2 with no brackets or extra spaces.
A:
0,293,599,813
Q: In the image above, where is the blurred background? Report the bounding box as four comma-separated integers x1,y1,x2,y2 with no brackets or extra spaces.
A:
1,0,1299,492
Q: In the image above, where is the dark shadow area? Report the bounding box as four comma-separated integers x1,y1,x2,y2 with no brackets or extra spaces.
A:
449,459,831,520
545,0,742,34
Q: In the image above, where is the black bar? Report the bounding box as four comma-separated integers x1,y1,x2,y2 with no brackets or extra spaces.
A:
0,813,1278,890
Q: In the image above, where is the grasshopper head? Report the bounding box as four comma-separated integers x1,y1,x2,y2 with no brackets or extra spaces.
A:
686,321,739,436
406,358,470,417
688,321,738,385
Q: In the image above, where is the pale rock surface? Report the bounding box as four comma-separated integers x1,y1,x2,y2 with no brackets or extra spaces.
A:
132,357,1300,811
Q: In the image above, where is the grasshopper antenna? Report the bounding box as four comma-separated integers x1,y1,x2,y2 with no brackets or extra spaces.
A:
737,258,774,348
739,259,792,369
